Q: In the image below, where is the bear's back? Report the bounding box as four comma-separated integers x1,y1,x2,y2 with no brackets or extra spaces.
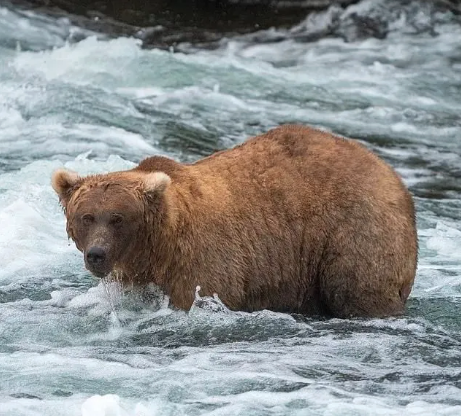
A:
191,125,411,217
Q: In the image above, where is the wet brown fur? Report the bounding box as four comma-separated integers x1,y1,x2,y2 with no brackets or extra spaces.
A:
52,125,418,318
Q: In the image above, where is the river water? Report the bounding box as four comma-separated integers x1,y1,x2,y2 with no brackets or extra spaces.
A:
0,1,460,415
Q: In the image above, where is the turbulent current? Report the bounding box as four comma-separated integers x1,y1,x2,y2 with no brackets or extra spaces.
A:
0,1,460,415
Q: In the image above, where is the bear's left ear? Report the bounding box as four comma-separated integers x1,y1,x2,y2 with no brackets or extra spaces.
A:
51,168,82,209
142,171,171,198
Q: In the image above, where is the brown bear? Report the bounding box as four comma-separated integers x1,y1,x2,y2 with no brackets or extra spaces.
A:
51,125,417,318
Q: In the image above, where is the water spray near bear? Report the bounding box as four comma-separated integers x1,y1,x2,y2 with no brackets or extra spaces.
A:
51,125,417,318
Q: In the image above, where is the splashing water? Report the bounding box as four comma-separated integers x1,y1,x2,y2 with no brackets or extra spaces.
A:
101,273,124,328
191,285,231,315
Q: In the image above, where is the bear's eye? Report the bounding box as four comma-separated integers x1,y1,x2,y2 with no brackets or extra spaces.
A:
82,214,94,226
110,214,124,226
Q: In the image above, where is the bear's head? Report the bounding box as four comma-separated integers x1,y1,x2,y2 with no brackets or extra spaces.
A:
51,168,171,279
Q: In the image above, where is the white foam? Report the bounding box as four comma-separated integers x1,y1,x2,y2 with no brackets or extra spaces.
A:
12,36,143,85
0,6,67,51
425,221,461,259
81,394,126,416
413,221,461,298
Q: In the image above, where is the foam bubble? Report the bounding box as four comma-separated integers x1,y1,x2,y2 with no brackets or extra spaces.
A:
81,394,126,416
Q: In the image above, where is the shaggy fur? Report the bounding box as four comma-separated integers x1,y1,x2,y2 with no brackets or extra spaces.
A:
52,125,418,318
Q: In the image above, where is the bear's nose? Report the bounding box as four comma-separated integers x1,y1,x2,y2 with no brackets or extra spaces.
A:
86,247,106,265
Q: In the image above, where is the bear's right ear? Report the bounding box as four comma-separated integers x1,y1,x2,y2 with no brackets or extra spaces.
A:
51,168,81,208
142,171,171,199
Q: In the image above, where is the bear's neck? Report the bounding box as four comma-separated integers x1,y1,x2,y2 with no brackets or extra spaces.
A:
122,180,198,290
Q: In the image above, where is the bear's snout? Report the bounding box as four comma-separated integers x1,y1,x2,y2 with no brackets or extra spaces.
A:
85,246,109,277
86,246,106,264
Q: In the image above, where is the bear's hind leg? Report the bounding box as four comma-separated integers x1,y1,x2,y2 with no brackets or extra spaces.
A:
318,236,412,318
319,264,406,318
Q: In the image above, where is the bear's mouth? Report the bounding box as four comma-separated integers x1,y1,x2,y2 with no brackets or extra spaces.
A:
84,258,113,279
89,268,111,279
